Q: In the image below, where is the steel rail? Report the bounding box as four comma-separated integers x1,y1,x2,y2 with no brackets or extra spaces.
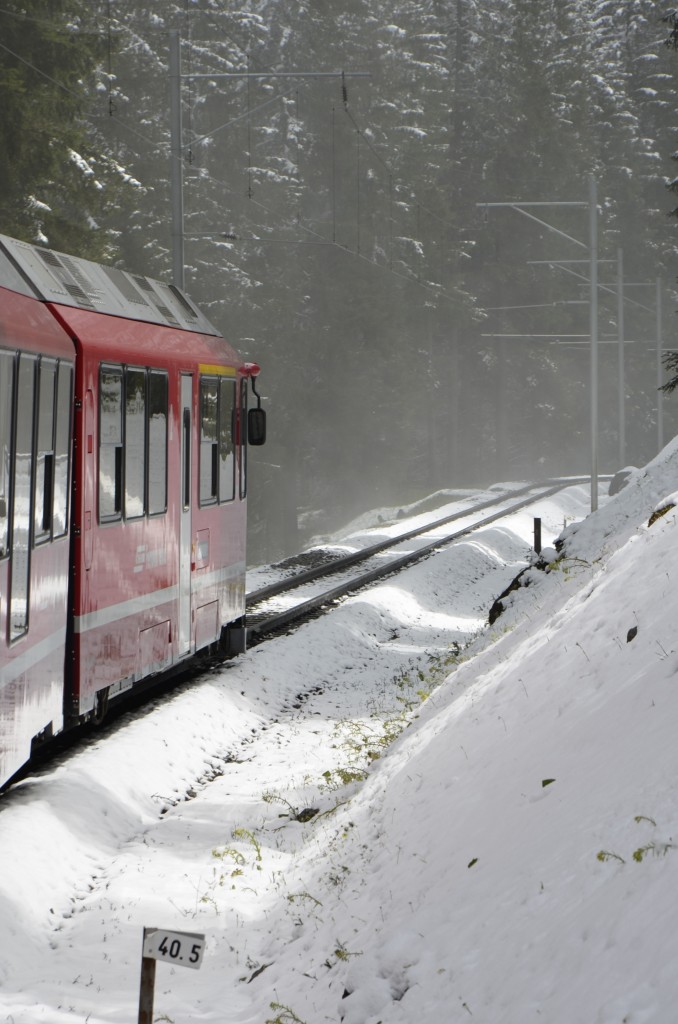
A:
246,479,578,607
246,477,589,643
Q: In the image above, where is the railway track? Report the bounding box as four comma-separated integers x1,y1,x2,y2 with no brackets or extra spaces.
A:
6,477,588,793
246,477,588,643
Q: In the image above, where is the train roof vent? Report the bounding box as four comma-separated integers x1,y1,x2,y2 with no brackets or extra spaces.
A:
131,275,156,294
101,265,151,307
131,275,181,327
63,282,95,307
60,254,99,296
35,248,96,309
168,285,199,320
153,302,181,327
37,248,64,270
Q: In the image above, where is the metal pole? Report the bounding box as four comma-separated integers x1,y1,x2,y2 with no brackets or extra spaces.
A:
617,248,625,468
168,33,370,287
657,278,664,452
589,176,598,512
169,30,185,291
476,191,601,507
533,517,542,555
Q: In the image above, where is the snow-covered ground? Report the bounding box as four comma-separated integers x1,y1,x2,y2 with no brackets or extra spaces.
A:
2,448,678,1023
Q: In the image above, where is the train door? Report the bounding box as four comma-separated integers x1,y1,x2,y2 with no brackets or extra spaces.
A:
8,353,35,641
83,388,94,571
179,374,192,655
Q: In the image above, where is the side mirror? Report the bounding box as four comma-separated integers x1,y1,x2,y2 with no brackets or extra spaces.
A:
248,407,266,446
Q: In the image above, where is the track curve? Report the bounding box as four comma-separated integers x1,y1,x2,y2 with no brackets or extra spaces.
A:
246,477,588,643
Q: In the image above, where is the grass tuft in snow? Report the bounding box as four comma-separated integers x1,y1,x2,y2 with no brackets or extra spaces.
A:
266,1002,307,1024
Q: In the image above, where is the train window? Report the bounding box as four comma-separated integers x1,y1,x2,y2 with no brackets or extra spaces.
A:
52,362,72,538
125,367,146,519
239,377,248,500
219,378,236,503
34,359,56,544
99,366,123,521
148,370,168,515
0,350,13,558
199,379,218,505
9,353,35,640
99,365,168,523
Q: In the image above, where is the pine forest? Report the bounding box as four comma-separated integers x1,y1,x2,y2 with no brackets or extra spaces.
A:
2,0,678,560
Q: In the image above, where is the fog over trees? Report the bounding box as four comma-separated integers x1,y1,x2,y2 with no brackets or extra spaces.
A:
2,0,678,560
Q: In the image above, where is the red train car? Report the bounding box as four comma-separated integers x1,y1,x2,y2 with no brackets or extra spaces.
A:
0,234,264,788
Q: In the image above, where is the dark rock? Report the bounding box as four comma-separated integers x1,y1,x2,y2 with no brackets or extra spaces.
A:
488,567,530,625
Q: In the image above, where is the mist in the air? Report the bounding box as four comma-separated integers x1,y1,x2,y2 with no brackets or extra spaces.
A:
88,2,678,565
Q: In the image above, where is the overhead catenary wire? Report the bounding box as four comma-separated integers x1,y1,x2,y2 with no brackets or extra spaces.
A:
195,169,458,304
3,16,458,303
1,12,445,233
0,29,161,155
191,164,459,305
334,90,430,279
0,29,149,188
178,61,455,297
331,83,480,304
0,38,84,101
198,168,455,302
185,89,296,151
545,259,654,314
0,4,49,25
339,95,456,239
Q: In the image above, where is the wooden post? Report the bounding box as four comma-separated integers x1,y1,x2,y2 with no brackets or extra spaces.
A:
138,924,205,1022
138,953,156,1024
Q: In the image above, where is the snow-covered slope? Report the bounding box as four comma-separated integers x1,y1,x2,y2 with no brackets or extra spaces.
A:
1,458,678,1023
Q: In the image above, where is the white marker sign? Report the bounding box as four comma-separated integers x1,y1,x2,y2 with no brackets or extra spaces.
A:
142,928,206,970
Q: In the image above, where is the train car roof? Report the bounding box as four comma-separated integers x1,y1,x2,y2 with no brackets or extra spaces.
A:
0,245,41,299
0,234,221,337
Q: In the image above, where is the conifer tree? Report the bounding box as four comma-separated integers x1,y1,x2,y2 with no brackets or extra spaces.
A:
0,0,124,256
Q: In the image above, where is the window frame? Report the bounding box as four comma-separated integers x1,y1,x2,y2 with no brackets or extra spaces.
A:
98,363,169,525
124,365,147,522
33,357,57,546
147,369,169,517
98,363,124,523
218,376,236,504
0,348,15,561
52,360,73,540
199,376,219,507
198,372,240,508
8,351,36,641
